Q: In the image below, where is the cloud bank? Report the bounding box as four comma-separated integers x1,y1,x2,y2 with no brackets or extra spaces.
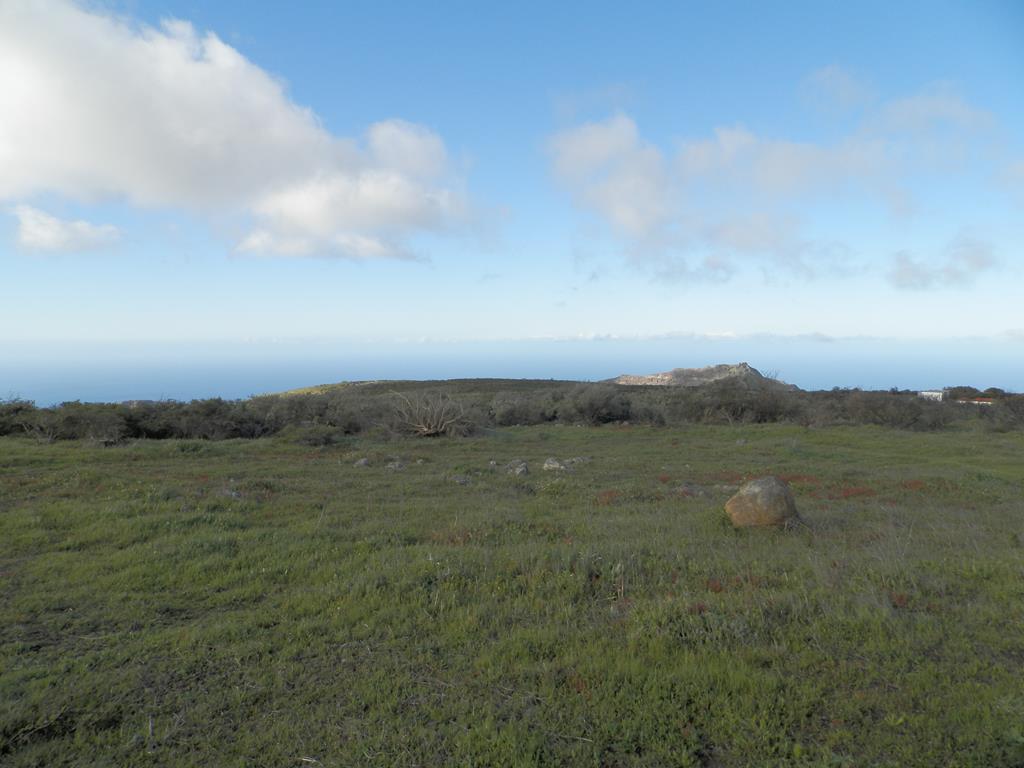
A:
548,70,1002,284
0,0,466,258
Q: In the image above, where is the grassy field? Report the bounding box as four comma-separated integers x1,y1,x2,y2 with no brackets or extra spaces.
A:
2,424,1023,766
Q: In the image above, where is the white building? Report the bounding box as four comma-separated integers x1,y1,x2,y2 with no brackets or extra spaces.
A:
918,390,945,401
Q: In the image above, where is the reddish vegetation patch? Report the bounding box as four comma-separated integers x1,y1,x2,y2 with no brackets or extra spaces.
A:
777,473,821,486
829,486,877,499
567,673,590,699
595,489,621,506
901,479,927,491
431,528,476,546
706,578,725,594
657,474,672,484
731,574,763,589
708,470,746,483
688,601,708,615
889,591,910,609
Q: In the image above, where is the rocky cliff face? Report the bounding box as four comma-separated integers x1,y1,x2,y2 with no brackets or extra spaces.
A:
610,362,796,389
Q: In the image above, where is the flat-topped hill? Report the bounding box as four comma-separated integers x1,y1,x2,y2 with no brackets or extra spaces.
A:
609,362,798,390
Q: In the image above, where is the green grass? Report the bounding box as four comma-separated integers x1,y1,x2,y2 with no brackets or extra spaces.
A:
2,424,1023,766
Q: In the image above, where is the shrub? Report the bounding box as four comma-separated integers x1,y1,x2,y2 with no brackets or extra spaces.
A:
985,395,1024,432
277,424,351,446
562,384,631,425
0,399,36,436
842,391,952,430
492,392,555,426
19,401,128,443
389,390,473,437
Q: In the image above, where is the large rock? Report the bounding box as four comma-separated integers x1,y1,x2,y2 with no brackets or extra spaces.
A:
725,476,799,527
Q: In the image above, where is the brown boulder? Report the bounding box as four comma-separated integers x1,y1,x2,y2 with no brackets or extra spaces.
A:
725,476,799,527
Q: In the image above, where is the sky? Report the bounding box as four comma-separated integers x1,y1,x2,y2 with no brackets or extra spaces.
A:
2,0,1023,400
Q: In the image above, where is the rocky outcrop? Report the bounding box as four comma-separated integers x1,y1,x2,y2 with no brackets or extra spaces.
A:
610,362,796,390
506,460,529,477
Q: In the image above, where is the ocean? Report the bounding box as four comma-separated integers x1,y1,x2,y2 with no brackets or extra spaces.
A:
3,336,1022,405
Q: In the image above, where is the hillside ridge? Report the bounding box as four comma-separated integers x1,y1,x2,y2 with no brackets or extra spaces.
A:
609,362,797,389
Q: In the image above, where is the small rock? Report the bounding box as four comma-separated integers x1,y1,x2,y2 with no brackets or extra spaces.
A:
385,460,406,472
565,456,590,466
725,476,799,527
488,460,498,468
450,474,471,486
415,458,425,465
674,482,708,498
220,488,242,499
353,458,370,468
736,438,748,446
542,457,566,471
506,460,529,477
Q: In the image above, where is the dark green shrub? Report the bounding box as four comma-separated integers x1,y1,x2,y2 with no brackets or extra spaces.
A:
985,395,1024,432
0,399,36,436
277,424,351,446
561,384,631,425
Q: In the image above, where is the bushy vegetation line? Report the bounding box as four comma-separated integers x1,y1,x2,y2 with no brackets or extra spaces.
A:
3,380,1023,444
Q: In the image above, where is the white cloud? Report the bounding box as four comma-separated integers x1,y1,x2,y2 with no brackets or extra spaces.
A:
549,113,642,181
801,65,874,111
0,0,467,259
549,115,867,277
676,127,890,199
870,83,994,134
548,77,1002,282
548,114,676,243
12,205,120,251
887,235,996,289
367,120,449,180
548,114,673,242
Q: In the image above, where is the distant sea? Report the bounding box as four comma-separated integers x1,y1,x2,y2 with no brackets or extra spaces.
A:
3,336,1022,406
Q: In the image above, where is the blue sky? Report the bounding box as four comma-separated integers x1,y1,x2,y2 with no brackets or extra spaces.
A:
1,0,1023,397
